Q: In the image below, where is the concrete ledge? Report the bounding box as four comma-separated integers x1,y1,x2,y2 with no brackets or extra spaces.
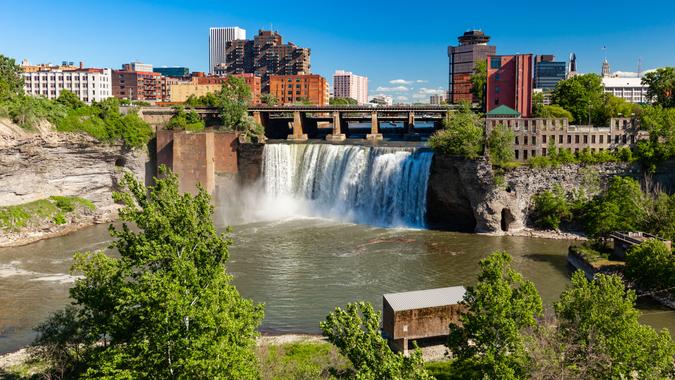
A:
366,133,383,141
287,134,308,141
326,134,346,142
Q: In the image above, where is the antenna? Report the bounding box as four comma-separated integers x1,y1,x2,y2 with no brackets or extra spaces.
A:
637,57,643,78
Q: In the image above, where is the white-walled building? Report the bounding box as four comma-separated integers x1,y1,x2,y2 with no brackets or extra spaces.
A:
22,67,113,103
209,26,246,74
602,77,649,104
369,95,393,106
333,70,368,104
429,93,447,105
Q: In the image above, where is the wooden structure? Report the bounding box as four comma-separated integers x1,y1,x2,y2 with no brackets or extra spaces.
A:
609,231,672,260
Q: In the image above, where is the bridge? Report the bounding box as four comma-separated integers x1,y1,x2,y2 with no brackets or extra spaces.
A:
140,105,456,141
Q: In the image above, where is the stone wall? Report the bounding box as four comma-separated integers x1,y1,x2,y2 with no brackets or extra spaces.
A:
237,143,264,186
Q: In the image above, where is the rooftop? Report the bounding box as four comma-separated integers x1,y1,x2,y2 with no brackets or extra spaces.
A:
486,105,521,117
602,77,645,87
384,286,466,312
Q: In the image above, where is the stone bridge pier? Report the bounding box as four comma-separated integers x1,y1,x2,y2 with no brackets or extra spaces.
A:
326,111,346,142
367,111,383,141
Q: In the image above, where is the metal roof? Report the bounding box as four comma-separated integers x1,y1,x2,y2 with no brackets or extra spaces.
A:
383,286,466,312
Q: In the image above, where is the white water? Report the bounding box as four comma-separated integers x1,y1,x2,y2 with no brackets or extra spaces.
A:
261,144,433,228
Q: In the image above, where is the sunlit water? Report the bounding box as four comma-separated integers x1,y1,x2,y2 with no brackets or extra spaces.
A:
1,220,673,354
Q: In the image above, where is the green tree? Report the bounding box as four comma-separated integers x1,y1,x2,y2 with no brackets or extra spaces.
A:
646,192,675,241
36,169,264,378
642,67,675,108
56,89,85,110
217,76,252,130
625,239,675,296
551,74,604,125
593,93,637,127
470,60,487,111
534,104,573,120
583,176,648,237
530,185,572,230
635,105,675,171
428,102,484,158
0,54,24,100
166,105,205,132
486,123,515,166
447,251,543,379
554,271,674,378
260,93,278,106
321,302,432,380
329,97,358,105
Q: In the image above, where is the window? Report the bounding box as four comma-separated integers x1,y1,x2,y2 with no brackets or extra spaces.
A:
591,135,596,143
583,135,588,143
491,57,501,69
495,74,500,81
524,136,528,145
575,135,579,143
559,135,563,143
532,136,537,145
543,135,547,143
531,150,536,157
523,150,528,159
542,148,547,156
615,135,620,143
599,135,604,144
495,86,500,93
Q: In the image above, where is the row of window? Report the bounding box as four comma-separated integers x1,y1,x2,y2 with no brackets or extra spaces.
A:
514,134,632,146
515,147,610,160
25,83,109,89
24,75,108,81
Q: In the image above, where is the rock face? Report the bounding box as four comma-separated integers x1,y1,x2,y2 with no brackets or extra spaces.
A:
0,124,149,211
427,155,638,233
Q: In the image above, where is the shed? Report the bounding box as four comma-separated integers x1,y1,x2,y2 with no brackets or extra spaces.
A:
382,286,466,354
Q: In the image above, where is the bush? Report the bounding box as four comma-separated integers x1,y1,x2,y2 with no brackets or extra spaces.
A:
166,105,205,132
530,185,572,230
487,123,515,166
429,102,483,158
625,239,675,296
257,341,352,379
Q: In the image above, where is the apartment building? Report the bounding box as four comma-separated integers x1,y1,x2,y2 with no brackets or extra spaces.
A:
269,74,328,105
21,62,112,103
333,70,368,104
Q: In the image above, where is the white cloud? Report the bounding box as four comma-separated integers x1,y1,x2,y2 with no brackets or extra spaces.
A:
417,87,446,95
396,96,409,102
389,79,413,85
376,86,410,92
415,80,428,83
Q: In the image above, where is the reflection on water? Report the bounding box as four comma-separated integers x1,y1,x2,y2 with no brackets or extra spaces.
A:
1,219,673,354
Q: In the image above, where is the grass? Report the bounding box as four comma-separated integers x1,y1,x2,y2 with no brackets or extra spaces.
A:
0,196,95,232
570,243,625,270
256,341,353,379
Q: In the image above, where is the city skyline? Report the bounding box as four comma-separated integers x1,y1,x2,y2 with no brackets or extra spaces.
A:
1,0,674,103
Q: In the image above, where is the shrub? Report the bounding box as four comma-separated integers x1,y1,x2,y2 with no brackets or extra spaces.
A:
625,239,675,296
530,185,572,230
429,102,483,158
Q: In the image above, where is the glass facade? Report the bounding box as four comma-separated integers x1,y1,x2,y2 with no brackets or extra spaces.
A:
153,67,189,78
534,61,566,90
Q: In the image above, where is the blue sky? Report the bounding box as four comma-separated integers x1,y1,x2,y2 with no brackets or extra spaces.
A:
1,0,674,103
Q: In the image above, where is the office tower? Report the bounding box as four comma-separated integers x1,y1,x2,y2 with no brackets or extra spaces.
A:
486,54,533,117
447,30,496,104
209,27,246,74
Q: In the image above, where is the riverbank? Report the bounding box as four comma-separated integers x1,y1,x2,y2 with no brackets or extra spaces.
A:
483,227,587,241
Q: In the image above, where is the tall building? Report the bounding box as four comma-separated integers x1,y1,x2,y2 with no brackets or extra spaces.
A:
533,55,566,90
447,30,496,104
22,62,112,103
567,53,577,78
429,94,447,104
209,27,246,74
153,67,190,78
112,63,175,102
224,30,311,91
332,70,369,104
486,54,533,117
169,74,261,103
269,74,328,105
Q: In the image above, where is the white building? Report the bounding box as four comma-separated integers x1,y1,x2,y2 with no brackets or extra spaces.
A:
333,70,369,104
123,62,153,72
209,26,246,74
369,95,393,106
22,67,112,103
602,77,649,104
429,93,447,105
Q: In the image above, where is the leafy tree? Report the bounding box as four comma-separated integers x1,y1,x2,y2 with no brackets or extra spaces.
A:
593,93,637,127
534,104,573,120
217,76,252,129
0,54,24,100
34,169,264,378
329,97,358,105
470,60,487,111
625,239,675,296
646,192,675,241
642,67,675,108
56,89,85,110
530,185,572,230
429,102,484,158
486,123,514,166
635,105,675,171
321,302,432,380
582,176,648,237
551,74,604,125
260,93,278,106
447,251,543,379
166,105,205,132
554,271,675,378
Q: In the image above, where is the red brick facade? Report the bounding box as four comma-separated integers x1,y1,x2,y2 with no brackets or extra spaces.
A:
486,54,533,117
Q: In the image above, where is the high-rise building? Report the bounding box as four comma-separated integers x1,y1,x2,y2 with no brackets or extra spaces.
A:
269,74,328,105
533,55,566,90
429,94,447,105
209,27,246,74
486,54,533,117
112,63,175,102
153,67,190,78
224,30,311,91
22,62,112,103
447,30,496,104
332,70,369,104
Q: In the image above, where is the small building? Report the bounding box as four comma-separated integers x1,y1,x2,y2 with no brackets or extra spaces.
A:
382,286,466,354
609,231,672,260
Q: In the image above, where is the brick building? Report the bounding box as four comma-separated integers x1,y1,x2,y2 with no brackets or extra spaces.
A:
269,74,328,105
169,73,261,103
112,64,175,102
224,30,311,91
486,54,533,117
447,30,496,104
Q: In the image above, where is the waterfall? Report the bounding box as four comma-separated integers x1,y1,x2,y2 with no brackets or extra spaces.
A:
261,143,433,228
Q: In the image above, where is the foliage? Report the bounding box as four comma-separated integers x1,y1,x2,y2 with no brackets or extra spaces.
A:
554,271,675,378
320,301,432,380
625,239,675,296
646,192,675,241
635,105,675,171
0,94,67,130
329,97,358,106
0,54,24,100
486,123,515,166
535,104,573,120
217,76,252,129
428,102,484,158
260,93,279,106
166,105,205,132
642,66,675,108
257,341,353,379
551,74,604,125
33,169,264,378
56,89,85,110
470,60,487,111
582,176,648,237
447,251,543,379
530,185,572,230
0,196,94,231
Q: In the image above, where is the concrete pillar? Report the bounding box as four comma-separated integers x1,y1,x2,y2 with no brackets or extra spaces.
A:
326,111,346,142
287,111,308,141
407,111,415,132
367,111,383,141
252,111,262,125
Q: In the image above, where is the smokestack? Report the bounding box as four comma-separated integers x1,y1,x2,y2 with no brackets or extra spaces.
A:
79,61,84,69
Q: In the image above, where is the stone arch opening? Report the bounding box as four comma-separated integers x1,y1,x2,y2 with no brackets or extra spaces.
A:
501,208,515,232
115,157,127,167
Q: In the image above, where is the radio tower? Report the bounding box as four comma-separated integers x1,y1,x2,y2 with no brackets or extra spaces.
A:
637,57,643,78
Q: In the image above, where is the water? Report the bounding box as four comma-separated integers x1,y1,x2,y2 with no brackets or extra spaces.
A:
262,143,433,227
